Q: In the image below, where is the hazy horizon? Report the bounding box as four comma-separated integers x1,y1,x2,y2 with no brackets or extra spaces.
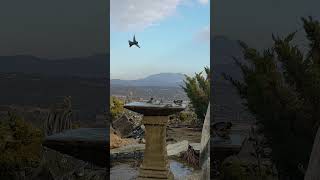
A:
110,68,204,80
110,0,210,80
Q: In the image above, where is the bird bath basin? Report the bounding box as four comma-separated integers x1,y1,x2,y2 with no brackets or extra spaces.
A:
124,102,186,116
124,101,186,180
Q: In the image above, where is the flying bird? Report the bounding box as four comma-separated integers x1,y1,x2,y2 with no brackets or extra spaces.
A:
128,35,140,48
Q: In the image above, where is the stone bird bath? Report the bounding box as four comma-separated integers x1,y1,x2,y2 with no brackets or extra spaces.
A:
124,101,186,180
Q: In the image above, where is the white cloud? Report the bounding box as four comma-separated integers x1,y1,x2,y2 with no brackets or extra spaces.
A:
194,25,210,43
110,0,208,32
198,0,209,5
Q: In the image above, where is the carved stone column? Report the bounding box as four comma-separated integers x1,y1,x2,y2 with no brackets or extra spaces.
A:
138,116,173,180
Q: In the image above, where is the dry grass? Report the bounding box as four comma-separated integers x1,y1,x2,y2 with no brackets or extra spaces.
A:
110,133,136,149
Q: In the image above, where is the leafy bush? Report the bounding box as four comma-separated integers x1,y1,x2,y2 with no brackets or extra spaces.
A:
110,96,124,121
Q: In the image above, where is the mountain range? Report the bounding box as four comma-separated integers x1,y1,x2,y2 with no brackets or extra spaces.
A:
111,73,185,87
0,35,244,84
0,53,109,78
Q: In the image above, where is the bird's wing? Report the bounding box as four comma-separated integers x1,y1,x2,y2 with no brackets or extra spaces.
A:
128,40,133,47
133,35,136,42
136,44,140,48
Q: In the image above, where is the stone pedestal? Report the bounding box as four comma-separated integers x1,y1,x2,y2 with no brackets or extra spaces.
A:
123,101,186,180
138,116,173,180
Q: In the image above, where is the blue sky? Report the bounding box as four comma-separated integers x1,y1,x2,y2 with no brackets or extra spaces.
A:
110,0,210,80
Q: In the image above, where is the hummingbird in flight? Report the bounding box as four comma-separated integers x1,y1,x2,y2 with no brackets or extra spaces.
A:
128,35,140,48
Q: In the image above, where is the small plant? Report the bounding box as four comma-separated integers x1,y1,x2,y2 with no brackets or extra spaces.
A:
180,145,199,168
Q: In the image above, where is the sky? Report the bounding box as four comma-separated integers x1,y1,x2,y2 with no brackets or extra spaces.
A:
0,0,108,59
213,0,320,50
110,0,210,80
2,0,317,72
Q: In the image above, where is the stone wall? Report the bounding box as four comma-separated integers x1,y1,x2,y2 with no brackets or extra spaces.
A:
200,103,210,179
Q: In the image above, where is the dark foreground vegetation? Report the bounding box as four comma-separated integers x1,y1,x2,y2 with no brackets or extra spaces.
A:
223,17,320,179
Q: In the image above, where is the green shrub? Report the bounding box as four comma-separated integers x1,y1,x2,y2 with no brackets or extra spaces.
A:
0,112,44,173
110,96,124,121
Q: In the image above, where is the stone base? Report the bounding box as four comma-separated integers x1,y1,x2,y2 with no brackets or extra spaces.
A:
138,167,174,180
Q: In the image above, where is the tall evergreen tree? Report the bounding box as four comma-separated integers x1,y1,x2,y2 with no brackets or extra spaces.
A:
182,67,210,124
223,17,320,179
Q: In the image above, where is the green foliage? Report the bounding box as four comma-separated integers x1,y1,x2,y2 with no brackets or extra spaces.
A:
178,111,197,123
182,67,210,124
0,112,44,174
223,17,320,179
179,111,189,122
110,96,124,121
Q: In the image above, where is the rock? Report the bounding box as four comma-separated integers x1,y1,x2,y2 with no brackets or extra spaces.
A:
139,138,146,144
126,125,145,139
113,114,135,137
167,140,189,156
110,144,145,154
189,143,201,153
111,140,192,158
